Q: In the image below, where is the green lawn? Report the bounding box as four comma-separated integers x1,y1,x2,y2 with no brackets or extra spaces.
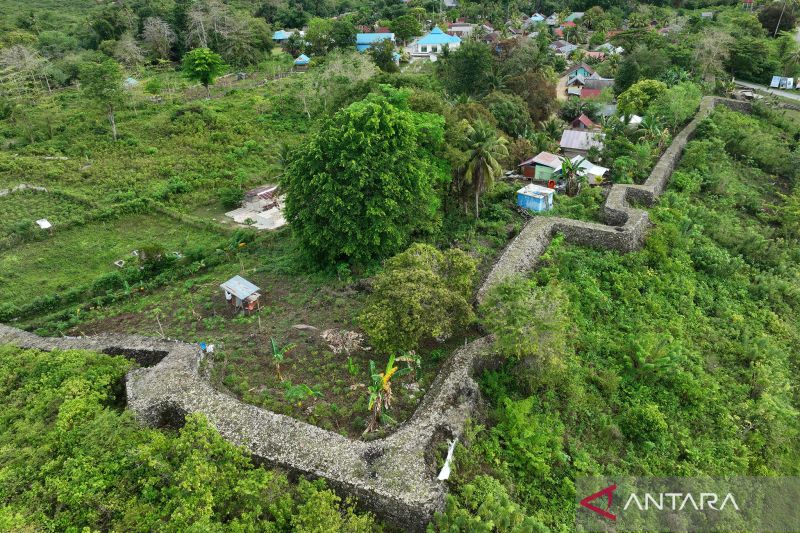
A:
0,213,225,307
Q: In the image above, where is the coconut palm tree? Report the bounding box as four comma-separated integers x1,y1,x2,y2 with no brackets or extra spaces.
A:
541,117,563,141
463,120,509,219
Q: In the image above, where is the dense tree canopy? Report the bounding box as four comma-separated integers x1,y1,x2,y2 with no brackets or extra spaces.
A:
282,88,444,267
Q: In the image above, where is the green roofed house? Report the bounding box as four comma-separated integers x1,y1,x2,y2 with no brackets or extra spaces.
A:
413,27,461,59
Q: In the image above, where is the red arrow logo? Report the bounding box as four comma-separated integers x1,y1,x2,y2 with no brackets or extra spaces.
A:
579,484,617,520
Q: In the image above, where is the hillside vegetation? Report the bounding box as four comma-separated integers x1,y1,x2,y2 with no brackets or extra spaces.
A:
1,0,800,530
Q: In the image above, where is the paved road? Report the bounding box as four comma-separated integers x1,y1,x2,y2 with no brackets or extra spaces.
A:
734,79,800,102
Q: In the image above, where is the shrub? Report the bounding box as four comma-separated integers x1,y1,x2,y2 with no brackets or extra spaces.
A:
359,243,477,354
219,186,244,208
479,276,568,366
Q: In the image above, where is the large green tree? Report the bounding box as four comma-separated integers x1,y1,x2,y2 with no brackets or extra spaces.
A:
182,47,225,97
437,40,493,98
389,14,421,45
616,79,667,117
359,243,476,354
282,89,444,266
79,58,125,140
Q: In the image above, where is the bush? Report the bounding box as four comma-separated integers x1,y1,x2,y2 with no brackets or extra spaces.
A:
480,276,568,366
359,243,476,354
219,186,244,208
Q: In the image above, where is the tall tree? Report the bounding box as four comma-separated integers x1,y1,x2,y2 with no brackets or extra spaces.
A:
462,120,508,218
142,17,176,60
389,14,422,45
437,41,493,98
80,59,125,140
182,47,225,97
282,90,443,266
369,38,399,72
330,19,357,50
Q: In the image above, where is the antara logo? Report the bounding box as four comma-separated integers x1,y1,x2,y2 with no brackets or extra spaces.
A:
579,484,618,520
579,483,741,522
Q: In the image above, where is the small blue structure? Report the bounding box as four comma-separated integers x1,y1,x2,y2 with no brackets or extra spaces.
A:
273,29,292,42
294,54,310,66
356,32,395,52
517,184,555,213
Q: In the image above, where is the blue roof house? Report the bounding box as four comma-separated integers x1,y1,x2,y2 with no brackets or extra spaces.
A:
294,54,310,66
273,29,292,42
414,27,461,58
516,184,555,213
356,32,395,52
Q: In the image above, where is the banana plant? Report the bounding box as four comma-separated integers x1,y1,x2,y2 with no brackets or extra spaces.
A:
270,337,296,382
396,351,422,381
364,354,411,434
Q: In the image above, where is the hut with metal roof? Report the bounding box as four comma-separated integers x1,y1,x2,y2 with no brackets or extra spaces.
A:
220,275,262,313
519,151,565,181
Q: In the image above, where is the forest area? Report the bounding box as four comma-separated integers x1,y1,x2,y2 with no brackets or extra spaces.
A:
1,0,799,530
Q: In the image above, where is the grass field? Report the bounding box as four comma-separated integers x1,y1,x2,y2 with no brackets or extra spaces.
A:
0,189,91,237
0,213,225,308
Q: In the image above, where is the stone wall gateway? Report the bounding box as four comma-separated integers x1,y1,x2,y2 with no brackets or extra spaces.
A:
0,97,749,530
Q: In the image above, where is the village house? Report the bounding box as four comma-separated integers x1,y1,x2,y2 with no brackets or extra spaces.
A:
571,114,596,130
584,51,606,61
596,42,624,55
519,151,564,181
545,14,559,26
220,275,262,314
272,29,304,44
446,22,475,38
356,32,395,51
571,156,609,185
517,183,555,212
294,54,310,70
560,129,605,158
412,26,461,58
566,63,595,82
550,40,578,57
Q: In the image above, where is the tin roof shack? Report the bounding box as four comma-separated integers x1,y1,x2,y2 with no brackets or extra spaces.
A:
571,156,609,185
517,184,555,212
220,275,262,314
519,151,564,181
244,185,279,210
560,129,605,158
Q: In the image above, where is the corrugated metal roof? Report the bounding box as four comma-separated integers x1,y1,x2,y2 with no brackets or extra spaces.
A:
418,27,461,45
294,54,310,65
518,183,555,197
520,151,564,168
356,32,395,44
220,275,260,300
560,130,605,151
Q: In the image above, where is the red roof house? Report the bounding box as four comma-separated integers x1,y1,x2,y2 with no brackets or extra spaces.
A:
580,88,602,99
571,113,596,129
